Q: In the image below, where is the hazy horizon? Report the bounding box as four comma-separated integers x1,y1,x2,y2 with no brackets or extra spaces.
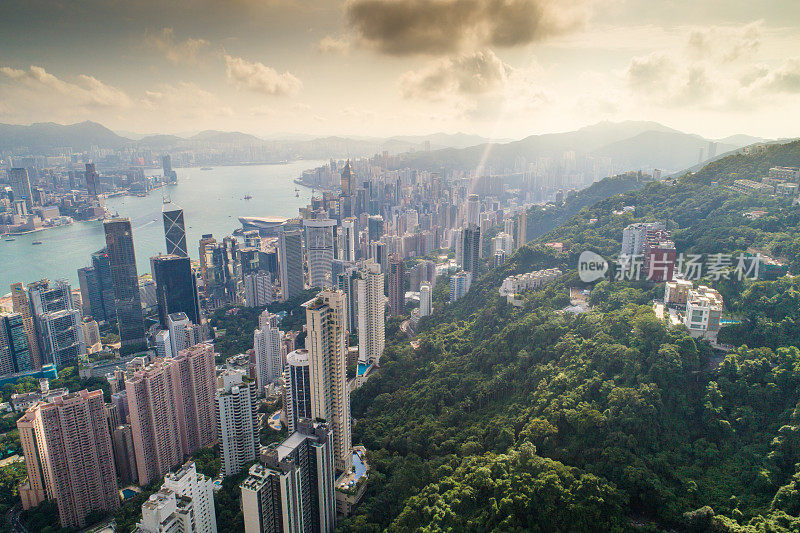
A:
1,1,799,140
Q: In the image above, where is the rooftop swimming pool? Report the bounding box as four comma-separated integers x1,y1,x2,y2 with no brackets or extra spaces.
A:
357,363,371,377
353,451,367,480
121,488,138,500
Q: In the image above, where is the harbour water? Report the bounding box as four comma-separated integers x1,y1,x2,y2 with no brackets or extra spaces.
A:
0,161,323,291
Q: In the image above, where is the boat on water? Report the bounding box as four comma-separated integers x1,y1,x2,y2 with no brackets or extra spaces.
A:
32,241,42,245
296,192,300,197
244,195,253,200
200,167,213,171
2,236,15,242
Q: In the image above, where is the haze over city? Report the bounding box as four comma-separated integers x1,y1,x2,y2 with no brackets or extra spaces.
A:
1,0,799,139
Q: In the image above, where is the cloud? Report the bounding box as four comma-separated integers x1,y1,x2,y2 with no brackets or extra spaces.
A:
0,65,130,108
686,21,762,63
224,54,303,96
317,35,351,54
141,82,233,118
746,59,800,94
399,49,510,99
346,0,591,56
144,27,210,65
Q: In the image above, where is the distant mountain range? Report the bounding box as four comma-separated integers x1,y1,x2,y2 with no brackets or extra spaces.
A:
0,120,773,174
0,121,507,158
392,121,771,174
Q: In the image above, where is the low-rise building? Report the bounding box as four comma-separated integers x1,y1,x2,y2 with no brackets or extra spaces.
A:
664,279,693,308
499,268,562,306
684,285,723,341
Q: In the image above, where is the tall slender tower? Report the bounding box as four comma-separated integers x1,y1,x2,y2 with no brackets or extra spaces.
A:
340,159,354,197
10,282,41,368
357,261,385,365
388,254,405,317
285,349,312,433
253,310,283,395
104,218,146,350
162,200,188,257
303,290,352,473
85,163,101,200
216,370,258,477
304,219,336,289
278,227,304,302
151,254,200,328
17,389,120,529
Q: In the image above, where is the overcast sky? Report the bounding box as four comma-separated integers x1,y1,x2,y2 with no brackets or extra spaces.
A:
1,0,799,140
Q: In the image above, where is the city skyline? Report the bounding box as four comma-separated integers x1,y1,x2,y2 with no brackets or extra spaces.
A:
0,1,799,139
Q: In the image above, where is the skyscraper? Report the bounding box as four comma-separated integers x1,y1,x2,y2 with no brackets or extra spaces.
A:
151,254,201,328
279,227,304,302
304,219,336,289
466,193,481,226
459,224,481,276
126,343,217,486
340,159,354,197
161,154,178,183
168,312,201,357
254,310,283,395
333,261,359,334
28,279,84,367
338,217,357,262
419,281,433,317
10,282,41,369
241,420,335,533
104,218,146,351
17,389,119,529
356,261,385,366
216,370,259,477
285,349,313,434
388,254,405,317
85,163,101,200
9,168,33,210
162,200,188,257
515,210,527,250
304,290,352,472
0,313,31,376
138,461,217,533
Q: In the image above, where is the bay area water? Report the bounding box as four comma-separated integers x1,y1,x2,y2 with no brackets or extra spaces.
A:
0,161,323,292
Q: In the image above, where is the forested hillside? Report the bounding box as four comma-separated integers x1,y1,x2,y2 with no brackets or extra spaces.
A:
341,140,800,532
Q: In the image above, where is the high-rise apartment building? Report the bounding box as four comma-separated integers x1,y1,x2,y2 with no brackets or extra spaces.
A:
104,218,146,350
333,261,359,335
388,254,405,317
216,370,259,476
162,200,188,257
304,219,336,289
465,193,481,226
125,343,217,486
450,271,471,303
112,423,138,485
515,210,527,250
151,254,201,327
17,389,119,529
138,461,217,533
279,227,304,302
419,281,432,317
241,420,335,533
10,282,40,368
244,271,275,308
167,311,202,357
356,262,385,365
254,310,283,395
304,291,352,472
285,349,312,434
458,224,481,276
28,279,84,367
